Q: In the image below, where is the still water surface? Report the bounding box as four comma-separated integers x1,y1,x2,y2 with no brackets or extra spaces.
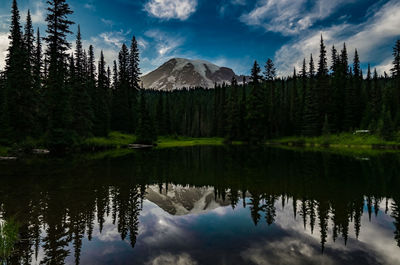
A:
0,146,399,265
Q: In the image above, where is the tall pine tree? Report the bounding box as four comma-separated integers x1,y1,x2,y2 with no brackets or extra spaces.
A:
129,36,141,132
112,44,131,132
94,51,111,136
44,0,75,151
302,54,319,136
3,0,34,140
246,61,266,143
71,26,93,137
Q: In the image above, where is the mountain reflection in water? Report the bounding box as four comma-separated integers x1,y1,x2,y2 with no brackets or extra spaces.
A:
0,146,399,265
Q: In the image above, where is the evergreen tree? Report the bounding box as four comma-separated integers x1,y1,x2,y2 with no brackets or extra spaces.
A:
264,58,276,81
75,25,84,79
112,44,131,132
343,50,358,131
24,10,35,70
113,60,118,89
316,35,330,132
392,40,400,79
87,44,97,130
246,61,266,143
264,59,276,136
129,36,140,132
317,36,329,77
93,51,111,136
44,0,75,152
33,28,46,134
2,0,34,140
250,60,262,85
71,27,93,137
302,54,320,136
353,49,363,127
330,45,341,132
392,40,400,124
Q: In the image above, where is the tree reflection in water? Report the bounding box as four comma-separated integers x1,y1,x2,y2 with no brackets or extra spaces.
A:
0,146,399,264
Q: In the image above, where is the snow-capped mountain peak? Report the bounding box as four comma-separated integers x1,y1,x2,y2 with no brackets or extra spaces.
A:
140,58,237,91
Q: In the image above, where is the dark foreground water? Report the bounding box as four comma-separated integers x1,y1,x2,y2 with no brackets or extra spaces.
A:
0,146,400,265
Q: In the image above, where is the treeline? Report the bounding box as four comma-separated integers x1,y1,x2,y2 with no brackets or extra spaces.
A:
144,37,400,143
1,0,400,151
0,0,153,152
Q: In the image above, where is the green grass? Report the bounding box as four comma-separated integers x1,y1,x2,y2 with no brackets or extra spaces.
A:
0,146,10,156
269,133,400,150
82,133,226,152
81,132,137,150
156,136,225,148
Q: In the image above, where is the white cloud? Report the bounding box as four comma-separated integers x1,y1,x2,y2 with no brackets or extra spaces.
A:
66,29,131,72
0,14,9,31
210,56,250,75
146,253,198,265
88,30,131,67
145,29,184,56
21,0,46,25
145,0,197,20
0,32,9,70
374,59,393,76
140,29,185,73
240,0,353,36
137,37,149,50
273,0,400,76
101,18,114,27
274,25,346,76
84,3,96,11
98,30,131,49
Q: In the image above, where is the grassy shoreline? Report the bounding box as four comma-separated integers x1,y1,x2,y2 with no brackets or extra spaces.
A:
2,132,400,157
81,132,227,150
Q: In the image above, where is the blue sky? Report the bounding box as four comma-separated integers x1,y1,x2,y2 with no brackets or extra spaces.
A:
0,0,399,75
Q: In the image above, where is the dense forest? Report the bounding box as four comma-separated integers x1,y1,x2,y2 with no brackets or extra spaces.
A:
1,0,400,152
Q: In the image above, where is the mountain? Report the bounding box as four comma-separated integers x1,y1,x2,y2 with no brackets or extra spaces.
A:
141,58,239,91
145,184,231,215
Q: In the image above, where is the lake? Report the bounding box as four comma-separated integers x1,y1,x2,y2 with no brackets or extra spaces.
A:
0,146,399,265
